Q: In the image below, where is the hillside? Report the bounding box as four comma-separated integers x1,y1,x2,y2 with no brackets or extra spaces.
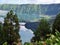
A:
0,4,60,22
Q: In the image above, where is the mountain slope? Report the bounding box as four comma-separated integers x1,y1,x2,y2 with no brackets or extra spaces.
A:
0,4,60,22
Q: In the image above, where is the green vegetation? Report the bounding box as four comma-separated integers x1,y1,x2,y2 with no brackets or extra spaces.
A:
0,22,4,44
3,42,7,45
24,42,31,45
31,30,60,45
0,10,20,45
30,13,60,45
52,13,60,34
31,18,51,42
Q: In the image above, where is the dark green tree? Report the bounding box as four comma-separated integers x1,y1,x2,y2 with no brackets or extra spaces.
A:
0,22,4,44
52,13,60,34
3,10,20,45
32,18,51,42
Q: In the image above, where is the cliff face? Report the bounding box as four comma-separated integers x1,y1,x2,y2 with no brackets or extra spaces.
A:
0,4,60,22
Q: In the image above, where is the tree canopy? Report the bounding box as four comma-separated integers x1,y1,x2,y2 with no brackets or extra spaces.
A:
31,18,51,42
3,10,20,45
52,13,60,34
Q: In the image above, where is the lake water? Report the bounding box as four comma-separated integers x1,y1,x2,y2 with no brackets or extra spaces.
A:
19,23,34,43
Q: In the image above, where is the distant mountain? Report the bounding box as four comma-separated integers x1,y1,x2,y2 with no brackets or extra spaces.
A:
0,4,60,22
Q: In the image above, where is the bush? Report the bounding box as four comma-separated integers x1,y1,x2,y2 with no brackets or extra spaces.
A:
31,30,60,45
3,42,7,45
45,30,60,45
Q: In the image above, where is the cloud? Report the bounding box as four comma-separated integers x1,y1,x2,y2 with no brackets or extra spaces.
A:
30,15,55,22
0,17,4,23
20,0,60,4
0,10,8,17
34,15,56,22
39,15,51,18
0,0,60,4
0,0,20,4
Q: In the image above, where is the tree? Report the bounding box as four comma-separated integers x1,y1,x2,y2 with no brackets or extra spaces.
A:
3,10,20,45
0,22,4,44
52,13,60,34
32,18,51,42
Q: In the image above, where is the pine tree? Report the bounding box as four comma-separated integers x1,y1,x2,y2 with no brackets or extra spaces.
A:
0,22,4,44
32,18,51,42
52,13,60,34
3,10,20,45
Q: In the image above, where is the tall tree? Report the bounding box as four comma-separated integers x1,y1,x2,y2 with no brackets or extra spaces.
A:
52,13,60,34
3,10,20,45
32,18,51,42
0,22,4,44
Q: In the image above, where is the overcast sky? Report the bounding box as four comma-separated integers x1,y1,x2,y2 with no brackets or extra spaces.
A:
0,0,60,4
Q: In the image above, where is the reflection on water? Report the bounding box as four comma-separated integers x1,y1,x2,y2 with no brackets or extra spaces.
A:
19,23,34,43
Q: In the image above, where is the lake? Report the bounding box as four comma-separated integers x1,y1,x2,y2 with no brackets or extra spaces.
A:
19,22,34,43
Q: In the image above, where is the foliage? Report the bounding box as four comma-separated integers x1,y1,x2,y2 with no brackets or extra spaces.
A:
31,13,60,45
3,10,20,45
45,30,60,45
0,22,4,44
52,13,60,34
3,42,7,45
24,42,31,45
30,30,60,45
32,18,51,42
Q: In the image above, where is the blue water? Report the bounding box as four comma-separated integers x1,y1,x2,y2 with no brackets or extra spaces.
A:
19,23,34,43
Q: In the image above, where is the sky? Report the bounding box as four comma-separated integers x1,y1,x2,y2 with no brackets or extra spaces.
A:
0,10,8,15
0,0,60,4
